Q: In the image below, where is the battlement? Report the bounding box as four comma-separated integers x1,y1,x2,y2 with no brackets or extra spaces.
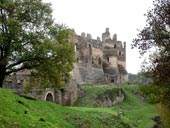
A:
78,32,101,42
76,28,125,50
72,28,127,84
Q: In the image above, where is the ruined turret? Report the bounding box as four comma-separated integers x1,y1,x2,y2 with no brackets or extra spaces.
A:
102,28,111,42
97,37,101,42
87,33,92,41
113,34,117,41
81,32,86,37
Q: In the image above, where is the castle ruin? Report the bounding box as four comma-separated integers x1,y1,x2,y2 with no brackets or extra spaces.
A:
3,28,128,105
71,28,128,84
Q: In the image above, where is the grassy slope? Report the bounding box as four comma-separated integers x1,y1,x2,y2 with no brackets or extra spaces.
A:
0,88,132,128
74,85,121,107
73,85,157,128
112,85,157,128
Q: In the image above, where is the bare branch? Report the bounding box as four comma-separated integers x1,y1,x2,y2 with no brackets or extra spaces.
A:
5,64,39,75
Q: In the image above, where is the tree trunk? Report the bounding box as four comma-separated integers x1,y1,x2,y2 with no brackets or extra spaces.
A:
0,67,6,88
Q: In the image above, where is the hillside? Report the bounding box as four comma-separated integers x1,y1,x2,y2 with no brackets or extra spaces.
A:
0,85,157,128
0,87,132,128
74,85,157,128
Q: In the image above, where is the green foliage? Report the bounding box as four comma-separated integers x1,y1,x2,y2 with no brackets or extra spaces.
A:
97,88,121,102
0,0,75,88
29,28,75,88
74,85,121,107
22,80,32,93
139,85,159,104
132,0,170,126
157,103,170,128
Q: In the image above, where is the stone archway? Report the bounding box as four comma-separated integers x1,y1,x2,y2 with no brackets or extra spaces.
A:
45,91,55,102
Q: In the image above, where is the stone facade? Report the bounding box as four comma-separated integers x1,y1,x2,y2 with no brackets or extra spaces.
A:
71,28,128,84
4,71,78,106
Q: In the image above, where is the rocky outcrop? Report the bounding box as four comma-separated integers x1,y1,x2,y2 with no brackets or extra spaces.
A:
97,95,124,107
75,87,124,107
96,89,124,107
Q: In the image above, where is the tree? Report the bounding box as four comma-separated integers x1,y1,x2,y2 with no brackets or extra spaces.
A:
0,0,75,88
132,0,170,127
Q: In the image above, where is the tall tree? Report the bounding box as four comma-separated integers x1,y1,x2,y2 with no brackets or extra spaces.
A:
0,0,75,88
132,0,170,127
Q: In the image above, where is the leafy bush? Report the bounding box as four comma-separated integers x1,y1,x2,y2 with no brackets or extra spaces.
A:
138,85,159,104
97,88,120,102
157,103,170,128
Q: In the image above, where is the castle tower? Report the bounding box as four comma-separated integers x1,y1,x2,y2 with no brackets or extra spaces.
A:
113,34,117,41
102,28,111,42
102,28,128,84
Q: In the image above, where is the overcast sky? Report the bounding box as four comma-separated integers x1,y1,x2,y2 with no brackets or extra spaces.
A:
43,0,153,74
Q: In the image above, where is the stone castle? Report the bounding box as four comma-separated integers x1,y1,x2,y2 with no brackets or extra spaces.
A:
3,28,128,105
71,28,128,85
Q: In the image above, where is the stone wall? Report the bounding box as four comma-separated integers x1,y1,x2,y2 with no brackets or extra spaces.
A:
77,66,105,84
97,95,124,107
61,80,78,105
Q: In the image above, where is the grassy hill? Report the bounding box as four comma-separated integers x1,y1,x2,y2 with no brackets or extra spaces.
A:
73,85,157,128
111,85,157,128
0,85,157,128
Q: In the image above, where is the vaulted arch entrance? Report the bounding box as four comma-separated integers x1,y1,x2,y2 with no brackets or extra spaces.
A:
45,91,54,102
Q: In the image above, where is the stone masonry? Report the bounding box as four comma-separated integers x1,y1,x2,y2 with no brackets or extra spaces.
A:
71,28,128,84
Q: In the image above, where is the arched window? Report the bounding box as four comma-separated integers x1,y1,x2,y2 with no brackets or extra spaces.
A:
89,44,92,56
88,44,92,64
119,51,121,56
77,58,79,62
86,58,88,63
92,57,94,64
98,57,102,65
107,57,110,63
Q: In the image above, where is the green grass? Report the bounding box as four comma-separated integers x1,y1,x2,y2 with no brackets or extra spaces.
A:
73,85,157,128
0,87,133,128
74,85,121,107
0,85,157,128
111,85,157,128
